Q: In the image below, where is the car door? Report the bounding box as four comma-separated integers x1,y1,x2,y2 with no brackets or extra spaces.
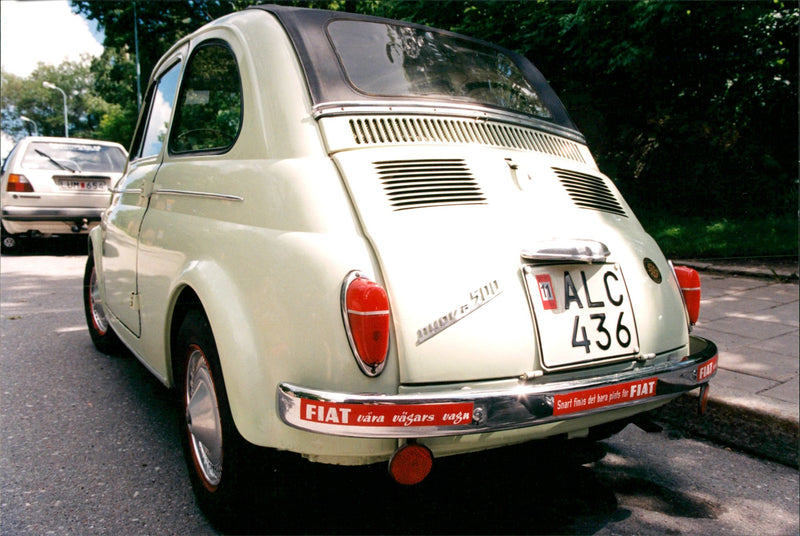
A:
102,54,184,336
133,39,245,378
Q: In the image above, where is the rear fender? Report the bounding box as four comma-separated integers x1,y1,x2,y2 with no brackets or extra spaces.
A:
87,227,106,301
167,241,403,460
168,260,271,445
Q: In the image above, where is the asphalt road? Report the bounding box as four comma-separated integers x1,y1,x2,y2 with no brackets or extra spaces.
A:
1,240,798,535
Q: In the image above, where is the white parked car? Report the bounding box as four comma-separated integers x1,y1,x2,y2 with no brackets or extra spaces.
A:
1,136,127,250
84,5,717,526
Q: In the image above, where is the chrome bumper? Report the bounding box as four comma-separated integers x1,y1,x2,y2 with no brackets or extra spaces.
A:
278,336,717,438
2,206,104,222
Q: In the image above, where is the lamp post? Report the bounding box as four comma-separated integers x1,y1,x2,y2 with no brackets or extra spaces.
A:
19,115,39,136
133,1,141,111
42,81,68,138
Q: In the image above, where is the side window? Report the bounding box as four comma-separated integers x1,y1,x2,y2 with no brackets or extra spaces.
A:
169,41,242,154
136,62,182,159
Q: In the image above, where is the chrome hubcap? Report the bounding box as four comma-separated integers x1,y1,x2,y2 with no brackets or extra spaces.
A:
89,268,109,335
185,346,223,488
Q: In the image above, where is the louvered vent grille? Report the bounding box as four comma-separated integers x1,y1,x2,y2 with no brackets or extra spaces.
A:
553,167,627,217
351,117,585,164
374,159,486,211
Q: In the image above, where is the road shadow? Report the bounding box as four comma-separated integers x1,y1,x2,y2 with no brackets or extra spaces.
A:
99,343,622,535
96,344,623,535
2,234,87,257
226,439,620,535
95,345,728,536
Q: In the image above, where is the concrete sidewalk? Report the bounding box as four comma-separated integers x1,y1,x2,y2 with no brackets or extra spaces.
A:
655,260,799,467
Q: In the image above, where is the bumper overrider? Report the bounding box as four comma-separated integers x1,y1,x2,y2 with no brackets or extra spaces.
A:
278,336,717,438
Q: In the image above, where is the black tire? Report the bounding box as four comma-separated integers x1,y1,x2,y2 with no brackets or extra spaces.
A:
83,255,121,354
175,309,264,529
1,226,22,253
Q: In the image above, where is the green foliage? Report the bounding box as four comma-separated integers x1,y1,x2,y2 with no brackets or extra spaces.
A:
71,0,257,92
95,103,138,150
89,47,140,146
642,214,798,259
1,59,117,141
60,0,798,247
357,1,798,221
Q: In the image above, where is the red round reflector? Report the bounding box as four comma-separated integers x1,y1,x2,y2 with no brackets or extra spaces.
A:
343,275,390,374
674,265,701,325
389,443,433,486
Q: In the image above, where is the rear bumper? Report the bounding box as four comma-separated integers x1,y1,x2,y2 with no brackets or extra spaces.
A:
278,336,717,438
2,206,104,222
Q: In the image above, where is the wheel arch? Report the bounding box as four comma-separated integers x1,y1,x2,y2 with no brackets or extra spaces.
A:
168,286,205,386
86,229,107,306
87,227,104,267
164,265,273,446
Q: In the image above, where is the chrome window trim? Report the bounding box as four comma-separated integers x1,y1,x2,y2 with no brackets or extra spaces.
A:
151,189,244,202
313,101,586,144
110,188,143,194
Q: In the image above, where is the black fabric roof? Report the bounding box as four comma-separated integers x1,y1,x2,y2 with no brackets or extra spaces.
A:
247,4,579,134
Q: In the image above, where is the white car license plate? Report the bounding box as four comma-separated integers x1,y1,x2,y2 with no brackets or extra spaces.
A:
523,264,639,369
58,179,106,191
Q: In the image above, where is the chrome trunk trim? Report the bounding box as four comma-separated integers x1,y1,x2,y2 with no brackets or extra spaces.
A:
521,239,610,263
313,101,586,144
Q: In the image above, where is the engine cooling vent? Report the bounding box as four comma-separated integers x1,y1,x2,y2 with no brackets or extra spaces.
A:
553,167,627,217
351,116,585,164
374,159,487,211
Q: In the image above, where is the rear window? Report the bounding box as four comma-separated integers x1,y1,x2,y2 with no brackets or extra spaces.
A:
327,20,553,120
21,142,126,173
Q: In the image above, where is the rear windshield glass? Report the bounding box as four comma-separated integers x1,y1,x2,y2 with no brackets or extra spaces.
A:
22,142,126,173
327,20,553,120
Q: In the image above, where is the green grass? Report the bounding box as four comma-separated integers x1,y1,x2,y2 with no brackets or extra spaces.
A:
640,214,798,260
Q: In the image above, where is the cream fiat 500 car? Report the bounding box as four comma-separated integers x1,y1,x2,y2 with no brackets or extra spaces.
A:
84,4,717,524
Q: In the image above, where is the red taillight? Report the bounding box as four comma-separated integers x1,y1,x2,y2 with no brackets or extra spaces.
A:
342,272,390,376
6,174,33,192
674,265,701,325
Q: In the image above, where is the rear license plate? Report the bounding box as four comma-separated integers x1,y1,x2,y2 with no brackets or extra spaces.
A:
523,264,639,369
58,179,106,191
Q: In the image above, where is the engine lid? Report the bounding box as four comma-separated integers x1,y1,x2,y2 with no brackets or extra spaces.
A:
333,144,686,384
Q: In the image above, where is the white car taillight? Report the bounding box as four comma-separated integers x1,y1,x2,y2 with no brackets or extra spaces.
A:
341,271,390,376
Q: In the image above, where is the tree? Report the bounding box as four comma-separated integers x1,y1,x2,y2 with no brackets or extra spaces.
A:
368,1,798,219
71,1,255,93
73,0,797,219
89,47,139,146
1,58,117,141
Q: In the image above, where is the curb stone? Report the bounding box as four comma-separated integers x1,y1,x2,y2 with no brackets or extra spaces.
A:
653,261,798,468
653,392,799,469
675,259,798,282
